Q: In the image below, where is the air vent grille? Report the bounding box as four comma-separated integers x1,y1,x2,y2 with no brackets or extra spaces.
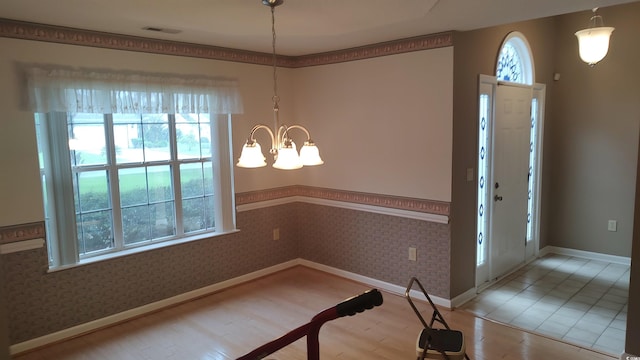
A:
142,26,181,34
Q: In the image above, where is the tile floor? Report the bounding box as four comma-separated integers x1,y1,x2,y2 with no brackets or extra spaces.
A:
462,253,630,356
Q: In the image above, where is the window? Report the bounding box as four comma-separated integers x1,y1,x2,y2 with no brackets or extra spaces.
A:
496,32,534,85
27,65,242,267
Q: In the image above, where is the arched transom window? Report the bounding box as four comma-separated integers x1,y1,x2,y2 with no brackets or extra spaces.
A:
496,31,534,85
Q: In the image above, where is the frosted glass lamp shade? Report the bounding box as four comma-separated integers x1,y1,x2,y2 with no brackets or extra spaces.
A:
299,142,324,166
273,142,303,170
237,142,267,168
575,27,614,65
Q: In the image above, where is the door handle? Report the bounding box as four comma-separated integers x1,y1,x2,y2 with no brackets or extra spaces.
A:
494,195,503,202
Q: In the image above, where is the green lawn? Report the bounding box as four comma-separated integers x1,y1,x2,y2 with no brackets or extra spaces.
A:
78,167,208,195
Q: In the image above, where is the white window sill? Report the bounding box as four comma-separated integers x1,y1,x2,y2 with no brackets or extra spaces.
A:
47,229,240,273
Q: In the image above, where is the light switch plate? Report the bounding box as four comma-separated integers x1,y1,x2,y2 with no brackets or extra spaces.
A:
466,168,474,182
408,247,417,261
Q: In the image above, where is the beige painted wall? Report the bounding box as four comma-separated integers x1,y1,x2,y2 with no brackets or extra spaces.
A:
450,17,557,297
292,48,454,201
627,128,640,356
0,38,452,227
450,2,640,298
0,37,302,226
548,3,640,257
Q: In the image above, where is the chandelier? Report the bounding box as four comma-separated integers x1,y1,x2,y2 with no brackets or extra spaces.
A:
236,0,324,170
575,8,614,66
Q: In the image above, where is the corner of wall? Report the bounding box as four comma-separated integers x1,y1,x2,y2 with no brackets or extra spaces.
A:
0,255,10,360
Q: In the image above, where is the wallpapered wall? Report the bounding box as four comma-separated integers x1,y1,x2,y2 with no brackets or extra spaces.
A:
0,255,9,360
1,203,450,345
297,203,450,298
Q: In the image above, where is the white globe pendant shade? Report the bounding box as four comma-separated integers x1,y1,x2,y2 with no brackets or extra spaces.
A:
237,142,267,168
273,141,303,170
299,141,324,166
575,27,614,65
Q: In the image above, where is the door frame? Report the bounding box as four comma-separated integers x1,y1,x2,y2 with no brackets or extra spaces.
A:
475,75,546,288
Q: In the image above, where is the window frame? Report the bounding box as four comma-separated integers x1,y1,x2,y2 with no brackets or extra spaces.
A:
496,31,535,85
37,111,237,268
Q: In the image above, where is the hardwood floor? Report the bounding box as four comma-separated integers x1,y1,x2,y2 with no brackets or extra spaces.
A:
13,266,618,360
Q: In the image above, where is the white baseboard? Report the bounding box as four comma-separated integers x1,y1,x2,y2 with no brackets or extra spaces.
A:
451,287,477,308
449,245,632,309
621,352,639,360
298,259,452,308
9,259,299,355
9,245,631,355
10,259,453,355
12,245,630,355
540,246,631,265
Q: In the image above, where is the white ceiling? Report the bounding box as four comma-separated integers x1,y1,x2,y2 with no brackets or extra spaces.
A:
0,0,637,56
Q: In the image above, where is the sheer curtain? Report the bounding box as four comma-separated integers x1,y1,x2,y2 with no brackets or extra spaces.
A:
24,65,243,115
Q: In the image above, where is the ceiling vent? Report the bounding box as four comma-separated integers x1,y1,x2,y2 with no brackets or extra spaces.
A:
142,26,181,34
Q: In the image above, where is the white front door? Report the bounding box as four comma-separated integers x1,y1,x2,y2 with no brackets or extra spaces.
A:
490,83,532,279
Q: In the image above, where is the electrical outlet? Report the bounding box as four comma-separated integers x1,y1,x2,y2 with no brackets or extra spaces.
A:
608,220,617,232
408,247,417,261
273,228,280,240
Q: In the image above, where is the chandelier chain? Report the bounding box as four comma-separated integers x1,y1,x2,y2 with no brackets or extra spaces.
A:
271,5,279,105
235,0,324,169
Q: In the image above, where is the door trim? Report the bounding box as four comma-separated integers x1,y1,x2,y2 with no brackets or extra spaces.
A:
475,75,546,287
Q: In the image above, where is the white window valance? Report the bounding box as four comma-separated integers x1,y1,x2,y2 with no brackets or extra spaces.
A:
25,65,244,115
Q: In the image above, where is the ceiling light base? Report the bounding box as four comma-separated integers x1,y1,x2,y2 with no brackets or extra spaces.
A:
262,0,283,7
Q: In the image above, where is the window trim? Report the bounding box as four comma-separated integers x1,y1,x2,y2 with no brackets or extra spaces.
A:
26,65,242,269
38,112,237,269
46,229,240,273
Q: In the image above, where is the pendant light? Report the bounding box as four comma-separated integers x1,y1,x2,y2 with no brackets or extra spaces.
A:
236,0,324,170
575,8,614,66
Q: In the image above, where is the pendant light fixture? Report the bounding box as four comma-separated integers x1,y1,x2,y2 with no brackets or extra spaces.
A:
236,0,324,170
575,7,614,66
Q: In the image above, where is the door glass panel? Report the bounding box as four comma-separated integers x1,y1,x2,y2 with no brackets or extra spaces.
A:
477,94,490,266
526,98,538,242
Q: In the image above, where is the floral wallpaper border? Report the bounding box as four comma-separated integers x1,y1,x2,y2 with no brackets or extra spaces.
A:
0,222,45,245
236,185,450,216
0,18,452,68
1,187,449,243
